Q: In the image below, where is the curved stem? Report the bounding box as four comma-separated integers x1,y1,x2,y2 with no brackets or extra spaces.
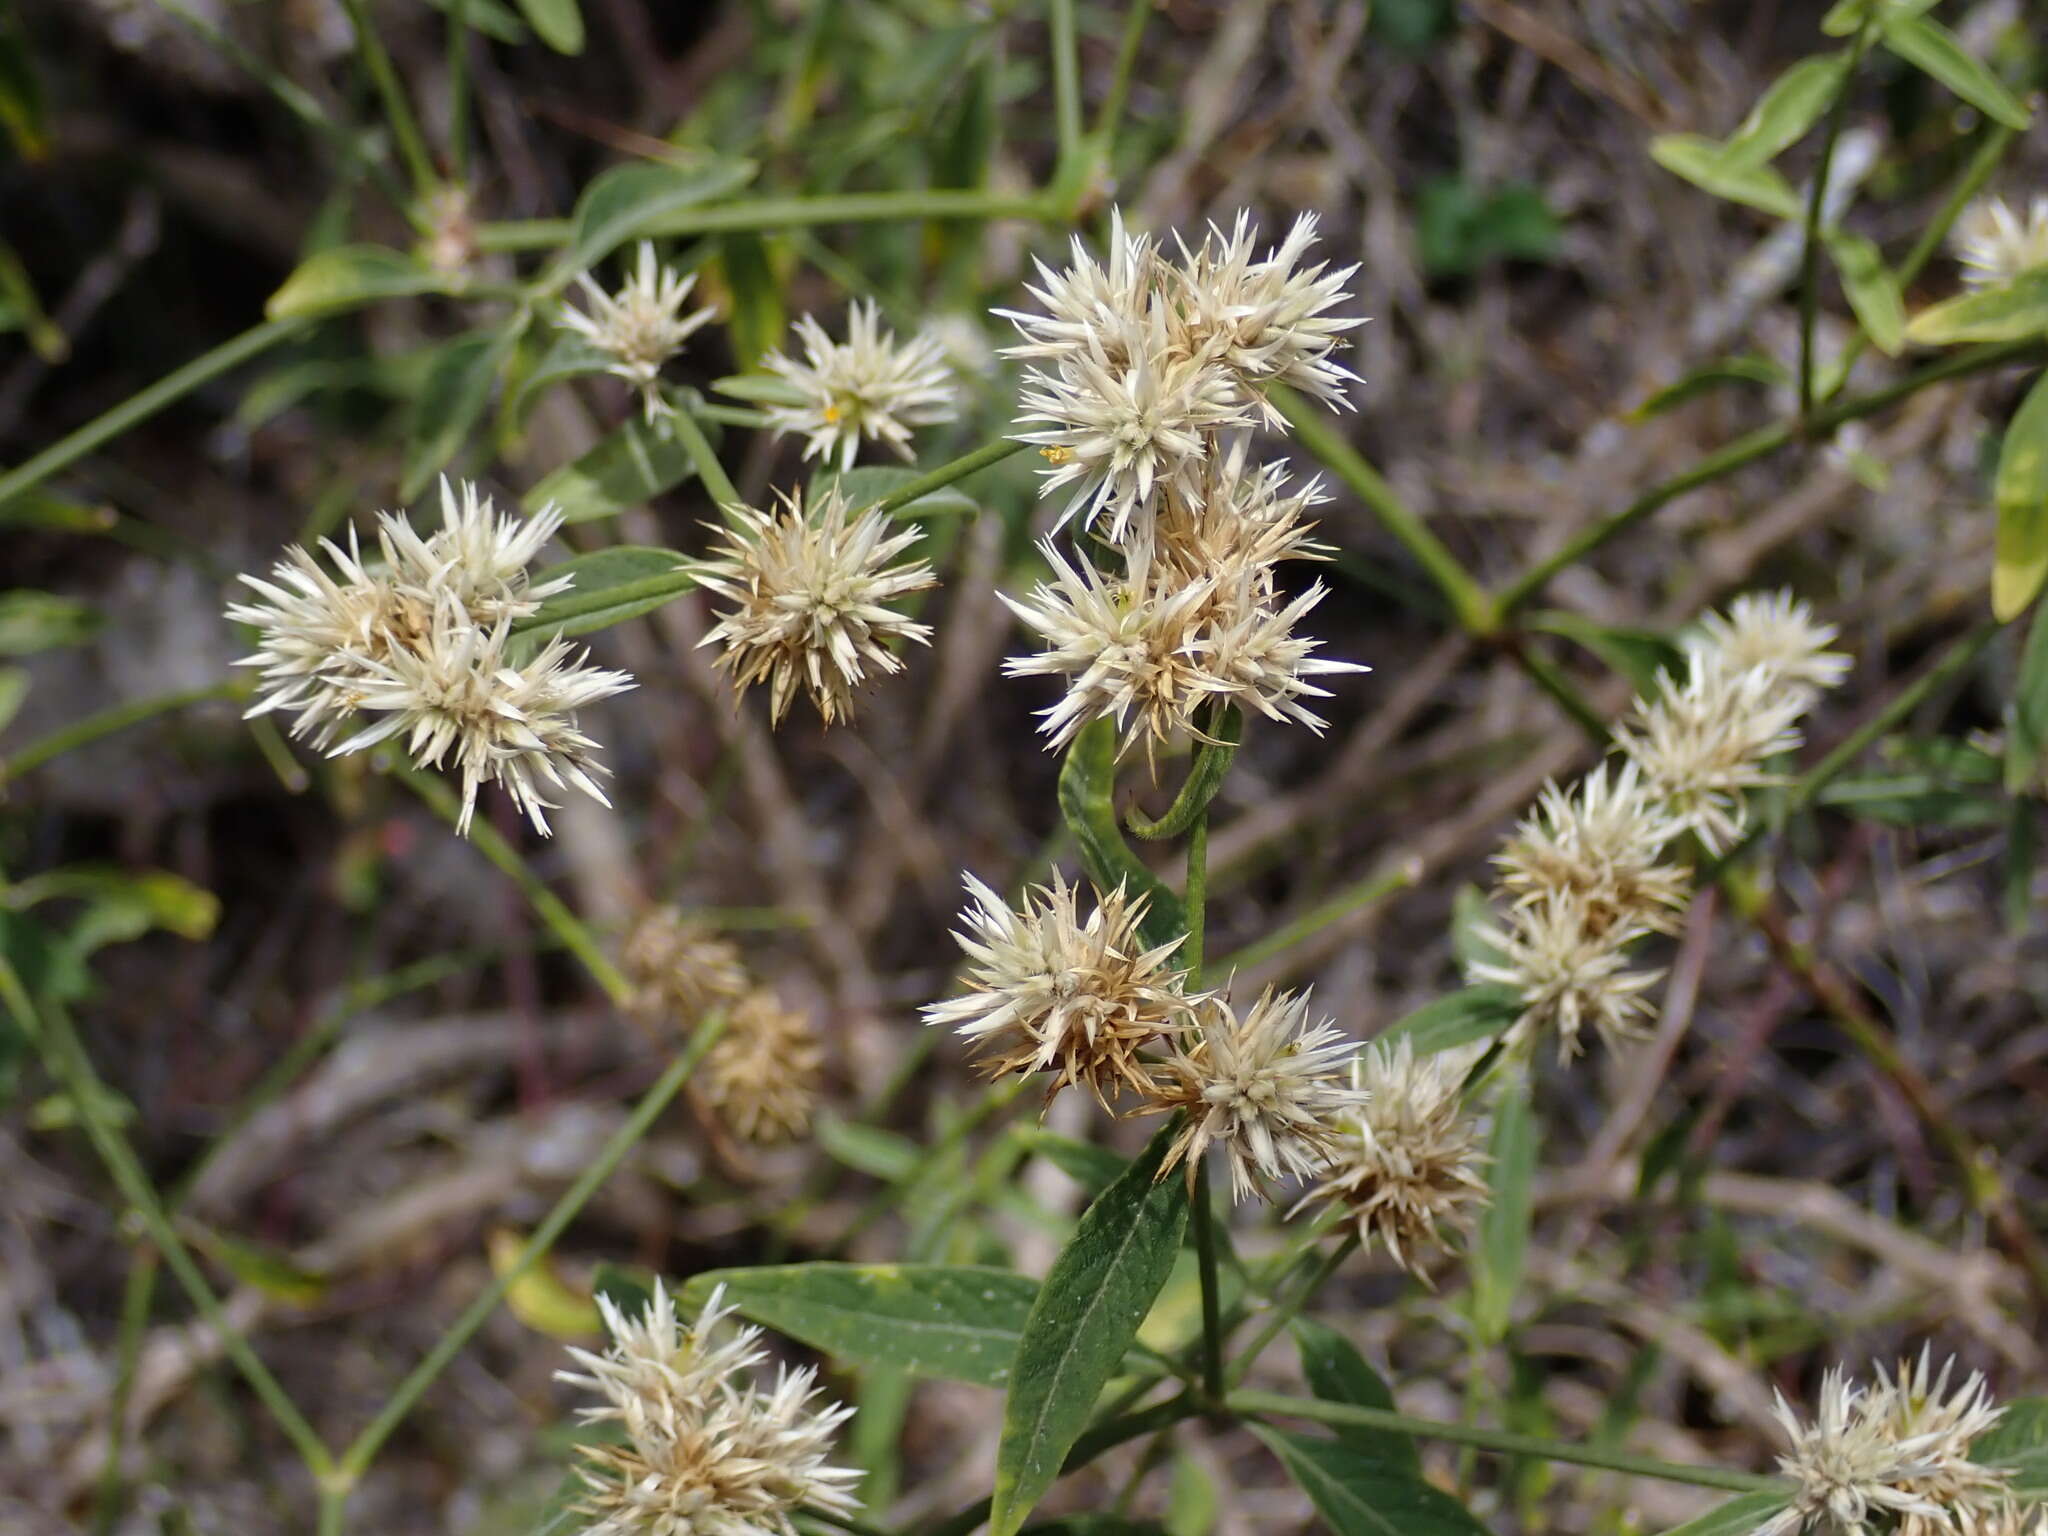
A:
4,681,240,780
874,438,1027,515
1126,707,1241,841
399,769,635,1007
1798,18,1875,425
1223,1232,1360,1389
337,0,437,203
0,318,307,511
1495,338,2046,614
478,190,1058,255
670,404,742,515
1191,1161,1225,1404
1228,1390,1782,1493
332,1013,729,1493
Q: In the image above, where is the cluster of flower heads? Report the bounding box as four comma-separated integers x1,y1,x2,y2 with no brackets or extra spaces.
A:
559,1282,859,1536
225,478,633,836
994,209,1368,758
1949,196,2048,290
921,869,1488,1263
621,905,824,1145
1473,592,1848,1059
1758,1351,2026,1536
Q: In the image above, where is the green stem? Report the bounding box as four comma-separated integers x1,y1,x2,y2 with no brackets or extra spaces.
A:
92,1244,161,1534
1092,0,1154,144
1504,637,1610,746
510,570,699,639
1192,1160,1225,1405
399,770,635,1007
337,0,438,203
1049,0,1083,157
670,405,742,514
1183,810,1209,983
1228,1391,1782,1493
0,967,336,1480
317,1491,348,1536
445,0,472,185
873,437,1027,515
333,1013,728,1490
1126,707,1241,840
1209,861,1423,976
1270,384,1496,636
3,681,239,780
485,189,1058,257
1494,338,2046,615
1798,20,1874,425
0,318,306,511
1223,1232,1360,1389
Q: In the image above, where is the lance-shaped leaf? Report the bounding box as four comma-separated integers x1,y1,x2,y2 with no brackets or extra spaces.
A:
1906,270,2048,347
678,1264,1040,1388
560,159,758,277
522,410,702,524
1994,371,2048,620
1292,1318,1418,1470
990,1122,1190,1536
1250,1426,1493,1536
1470,1067,1536,1346
511,547,693,646
267,244,458,320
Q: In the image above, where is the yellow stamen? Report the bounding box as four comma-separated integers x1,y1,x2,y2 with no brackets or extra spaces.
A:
1040,445,1073,465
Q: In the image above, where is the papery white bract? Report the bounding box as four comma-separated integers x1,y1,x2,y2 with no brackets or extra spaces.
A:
558,241,717,417
1950,195,2048,289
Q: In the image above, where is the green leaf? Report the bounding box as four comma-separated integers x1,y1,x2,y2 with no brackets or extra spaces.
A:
1648,135,1802,220
0,6,48,160
815,1114,922,1181
0,665,27,734
1023,1522,1167,1536
1994,370,2048,620
1974,1395,2048,1467
1376,985,1523,1058
1166,1454,1217,1536
1471,1068,1536,1346
1414,178,1560,279
0,491,114,533
1721,52,1851,165
513,547,692,646
265,244,456,320
1906,270,2048,347
1250,1427,1493,1536
10,865,220,957
1816,774,2004,828
990,1122,1190,1536
418,0,531,43
2010,592,2048,793
713,372,808,407
1292,1319,1417,1470
1654,1489,1792,1536
0,241,61,359
191,1225,329,1306
677,1264,1038,1387
1626,356,1787,421
511,0,583,53
561,159,758,277
1524,611,1681,695
810,464,978,517
717,233,784,374
510,334,621,423
401,320,527,500
522,408,702,524
1056,720,1186,951
1824,230,1905,356
0,591,99,655
1023,1129,1130,1197
1879,14,2030,130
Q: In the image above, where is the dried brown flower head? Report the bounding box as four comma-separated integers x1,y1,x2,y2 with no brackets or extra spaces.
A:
621,907,750,1029
701,988,825,1144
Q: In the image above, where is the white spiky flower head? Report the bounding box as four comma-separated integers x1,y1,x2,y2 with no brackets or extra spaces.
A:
921,870,1193,1106
1616,650,1808,853
1148,986,1367,1203
1951,196,2048,289
701,988,826,1144
762,300,961,471
1175,210,1365,419
1000,542,1217,756
227,527,400,746
1295,1037,1489,1275
694,486,937,726
1755,1354,2013,1536
1494,761,1691,936
334,598,634,836
1012,308,1251,551
1684,590,1850,702
1152,445,1333,596
1193,568,1366,732
558,241,717,418
994,208,1162,369
559,1281,861,1536
1469,894,1664,1060
377,477,571,623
